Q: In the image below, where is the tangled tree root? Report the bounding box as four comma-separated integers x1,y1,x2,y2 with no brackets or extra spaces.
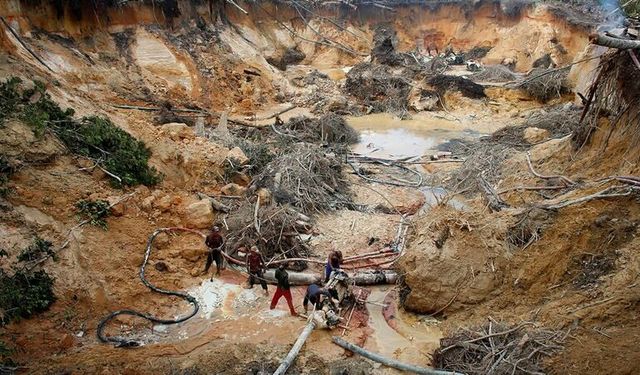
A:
275,113,359,145
519,68,570,102
433,321,567,375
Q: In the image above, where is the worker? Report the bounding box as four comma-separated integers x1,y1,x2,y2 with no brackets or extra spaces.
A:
270,263,297,316
246,245,268,296
303,283,336,313
204,225,224,281
324,250,343,282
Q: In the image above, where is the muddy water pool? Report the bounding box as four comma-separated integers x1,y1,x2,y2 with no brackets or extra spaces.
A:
347,112,482,159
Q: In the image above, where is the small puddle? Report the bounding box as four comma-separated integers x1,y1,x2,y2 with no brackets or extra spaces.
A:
347,113,481,159
420,186,468,212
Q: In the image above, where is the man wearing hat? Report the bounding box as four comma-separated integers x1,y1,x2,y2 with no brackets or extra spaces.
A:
204,225,224,280
246,245,268,296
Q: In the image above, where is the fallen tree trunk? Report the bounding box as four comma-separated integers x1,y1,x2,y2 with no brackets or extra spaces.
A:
332,337,463,375
273,320,317,375
590,33,640,50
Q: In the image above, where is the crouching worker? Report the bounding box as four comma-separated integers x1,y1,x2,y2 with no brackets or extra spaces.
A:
270,263,297,316
303,283,341,329
303,283,337,313
204,226,224,281
246,246,269,296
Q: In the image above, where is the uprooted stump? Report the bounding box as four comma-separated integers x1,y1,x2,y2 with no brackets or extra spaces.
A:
433,321,566,375
519,68,570,102
252,144,353,214
427,75,486,99
276,113,359,145
345,62,412,115
371,23,403,66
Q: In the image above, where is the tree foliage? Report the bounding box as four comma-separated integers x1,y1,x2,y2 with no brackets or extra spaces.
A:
75,199,111,229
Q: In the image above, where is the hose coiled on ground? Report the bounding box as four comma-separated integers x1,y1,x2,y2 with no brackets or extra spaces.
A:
97,227,204,348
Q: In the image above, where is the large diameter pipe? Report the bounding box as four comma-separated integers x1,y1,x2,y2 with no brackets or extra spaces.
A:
261,270,398,286
332,336,465,375
273,321,317,375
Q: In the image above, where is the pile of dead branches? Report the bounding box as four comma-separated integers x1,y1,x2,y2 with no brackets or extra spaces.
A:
433,321,567,375
252,145,353,214
275,113,359,145
224,203,312,269
345,62,412,115
519,68,570,102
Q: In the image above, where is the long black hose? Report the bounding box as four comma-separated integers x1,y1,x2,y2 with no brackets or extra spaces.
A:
96,227,202,347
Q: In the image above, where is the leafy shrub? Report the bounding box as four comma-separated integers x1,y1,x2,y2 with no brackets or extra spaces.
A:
0,269,55,325
55,116,162,187
75,199,111,229
17,237,55,262
0,77,22,126
0,77,161,187
0,155,14,198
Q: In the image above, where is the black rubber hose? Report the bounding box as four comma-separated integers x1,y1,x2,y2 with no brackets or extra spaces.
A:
96,227,203,347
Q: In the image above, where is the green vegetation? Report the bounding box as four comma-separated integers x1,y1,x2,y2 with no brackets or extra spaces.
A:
75,199,111,229
0,155,14,198
0,77,161,187
17,237,55,263
0,269,55,325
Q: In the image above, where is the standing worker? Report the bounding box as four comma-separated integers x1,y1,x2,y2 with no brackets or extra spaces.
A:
325,250,343,282
270,263,297,316
204,225,224,281
303,283,337,313
246,246,269,296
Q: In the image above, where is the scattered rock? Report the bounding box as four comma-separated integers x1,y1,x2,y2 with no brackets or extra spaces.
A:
153,232,171,249
226,147,249,165
221,183,247,197
409,88,439,111
141,196,155,211
185,199,215,229
161,122,195,141
60,334,75,350
14,205,63,232
257,188,272,206
523,127,551,144
155,261,169,272
154,195,173,212
232,172,251,186
106,196,126,217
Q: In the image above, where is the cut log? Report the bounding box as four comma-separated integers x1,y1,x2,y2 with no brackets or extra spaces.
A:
590,33,640,50
273,321,316,375
332,337,464,375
